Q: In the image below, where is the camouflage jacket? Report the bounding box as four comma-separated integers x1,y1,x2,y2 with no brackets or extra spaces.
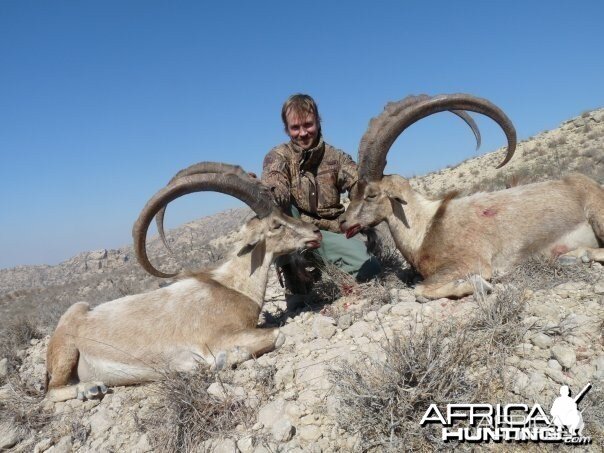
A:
261,137,357,232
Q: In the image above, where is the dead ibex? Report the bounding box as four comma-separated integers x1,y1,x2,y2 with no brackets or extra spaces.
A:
339,94,604,300
46,163,322,402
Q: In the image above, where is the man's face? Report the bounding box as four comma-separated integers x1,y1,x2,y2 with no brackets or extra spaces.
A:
285,109,319,150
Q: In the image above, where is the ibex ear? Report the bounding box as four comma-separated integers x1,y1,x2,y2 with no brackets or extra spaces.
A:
237,233,266,275
237,234,262,256
249,238,266,275
389,196,410,228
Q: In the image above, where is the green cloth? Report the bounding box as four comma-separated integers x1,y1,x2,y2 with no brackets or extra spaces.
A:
315,229,381,281
289,205,380,281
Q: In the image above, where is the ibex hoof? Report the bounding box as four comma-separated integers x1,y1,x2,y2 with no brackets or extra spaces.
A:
558,255,579,266
77,382,109,401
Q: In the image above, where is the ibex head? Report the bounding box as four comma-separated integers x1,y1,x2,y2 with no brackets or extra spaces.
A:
340,94,516,237
133,162,321,278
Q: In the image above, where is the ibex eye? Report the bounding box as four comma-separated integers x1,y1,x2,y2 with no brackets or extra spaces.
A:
273,223,283,229
366,194,377,200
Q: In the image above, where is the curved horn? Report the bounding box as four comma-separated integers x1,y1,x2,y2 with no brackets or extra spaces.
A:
133,172,273,278
155,162,254,252
358,94,516,181
451,110,481,150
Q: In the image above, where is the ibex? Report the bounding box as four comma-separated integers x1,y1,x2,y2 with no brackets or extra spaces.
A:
339,94,604,300
46,163,322,402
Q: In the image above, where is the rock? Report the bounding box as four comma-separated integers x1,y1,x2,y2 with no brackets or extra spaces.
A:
298,425,322,442
34,438,53,453
275,363,295,388
526,372,547,394
364,311,377,322
132,433,152,453
295,358,329,390
271,418,295,442
207,382,246,401
212,438,237,453
391,301,422,317
551,345,576,369
548,359,562,371
0,421,20,450
337,314,353,329
89,407,113,435
258,398,294,428
347,321,371,338
46,436,72,453
237,437,254,453
280,323,308,341
88,249,108,260
514,343,533,356
545,368,573,385
527,304,560,321
593,281,604,295
530,333,553,348
0,358,7,378
312,316,337,339
593,355,604,380
510,368,529,394
554,281,588,297
378,304,392,314
572,364,595,388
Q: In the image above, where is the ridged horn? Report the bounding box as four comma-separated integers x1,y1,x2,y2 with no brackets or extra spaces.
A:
155,162,254,253
133,171,273,278
358,94,516,181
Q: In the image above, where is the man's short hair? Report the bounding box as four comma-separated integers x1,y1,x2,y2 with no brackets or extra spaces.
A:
281,94,322,130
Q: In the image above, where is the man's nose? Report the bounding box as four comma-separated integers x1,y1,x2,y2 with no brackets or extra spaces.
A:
299,127,308,136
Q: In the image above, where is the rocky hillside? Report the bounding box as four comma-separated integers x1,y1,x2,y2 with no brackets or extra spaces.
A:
0,108,603,452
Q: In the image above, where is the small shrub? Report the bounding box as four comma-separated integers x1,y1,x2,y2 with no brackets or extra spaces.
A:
144,368,254,452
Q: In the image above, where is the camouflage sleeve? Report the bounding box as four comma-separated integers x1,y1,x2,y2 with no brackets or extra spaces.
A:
337,150,359,193
261,149,291,209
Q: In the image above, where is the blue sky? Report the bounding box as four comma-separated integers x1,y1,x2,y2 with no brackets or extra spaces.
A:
1,1,603,269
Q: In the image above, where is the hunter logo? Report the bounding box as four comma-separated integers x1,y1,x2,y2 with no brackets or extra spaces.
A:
420,383,592,444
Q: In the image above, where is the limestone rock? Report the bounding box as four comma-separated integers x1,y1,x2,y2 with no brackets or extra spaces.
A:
347,320,371,338
593,355,604,380
312,316,336,339
212,438,237,453
337,314,352,329
46,436,73,453
551,345,576,369
271,418,295,442
530,332,553,348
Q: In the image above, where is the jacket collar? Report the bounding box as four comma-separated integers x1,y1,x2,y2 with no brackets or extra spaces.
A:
289,136,325,171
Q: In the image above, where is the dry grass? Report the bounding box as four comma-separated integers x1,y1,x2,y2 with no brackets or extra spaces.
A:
0,376,54,450
0,317,46,387
330,284,528,451
143,368,255,452
494,256,599,290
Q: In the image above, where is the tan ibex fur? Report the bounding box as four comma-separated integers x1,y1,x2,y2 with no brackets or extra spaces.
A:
342,173,604,300
340,94,604,300
46,209,321,402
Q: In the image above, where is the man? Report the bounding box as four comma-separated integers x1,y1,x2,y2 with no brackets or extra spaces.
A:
262,94,380,303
